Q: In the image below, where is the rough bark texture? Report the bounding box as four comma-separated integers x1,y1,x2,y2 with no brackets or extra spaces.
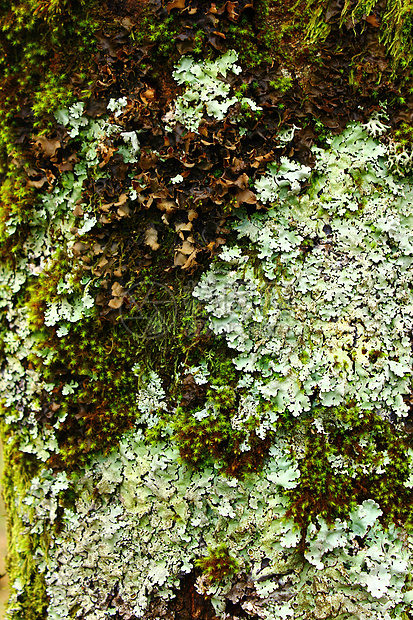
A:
3,1,413,619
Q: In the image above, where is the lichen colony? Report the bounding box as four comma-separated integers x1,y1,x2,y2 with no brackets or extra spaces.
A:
3,1,413,619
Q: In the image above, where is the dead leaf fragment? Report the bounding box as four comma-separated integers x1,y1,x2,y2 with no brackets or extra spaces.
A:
139,151,159,171
34,136,61,158
157,199,178,215
181,249,199,270
166,0,185,11
93,243,104,255
114,193,127,207
73,204,84,217
175,221,193,238
236,189,257,205
108,297,124,309
27,176,47,189
252,151,274,168
145,227,160,250
141,88,156,104
98,145,116,168
72,241,88,256
225,1,238,20
99,202,114,213
366,14,380,27
121,17,133,30
179,240,195,255
174,251,186,266
117,204,130,217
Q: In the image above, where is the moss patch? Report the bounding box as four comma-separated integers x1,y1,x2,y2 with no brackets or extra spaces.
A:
1,428,48,620
305,0,413,74
286,405,413,533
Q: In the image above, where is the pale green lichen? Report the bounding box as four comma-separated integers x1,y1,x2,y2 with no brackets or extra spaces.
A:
0,306,59,461
194,121,413,423
18,430,300,619
17,428,413,620
135,369,168,429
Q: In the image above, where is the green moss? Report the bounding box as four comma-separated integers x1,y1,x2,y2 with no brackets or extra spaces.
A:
31,316,139,467
226,0,315,70
26,248,80,331
227,16,272,69
286,403,413,533
166,353,273,477
23,255,221,467
195,543,239,583
287,429,360,531
0,0,103,270
0,0,100,140
1,427,48,620
128,4,181,69
31,72,78,123
394,121,413,148
305,0,413,72
270,75,294,93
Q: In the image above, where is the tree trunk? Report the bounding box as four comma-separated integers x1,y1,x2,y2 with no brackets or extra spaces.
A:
2,0,413,618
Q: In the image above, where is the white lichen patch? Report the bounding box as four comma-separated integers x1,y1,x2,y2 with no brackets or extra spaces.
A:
0,99,142,460
135,370,167,429
0,305,59,460
194,122,413,421
25,431,295,620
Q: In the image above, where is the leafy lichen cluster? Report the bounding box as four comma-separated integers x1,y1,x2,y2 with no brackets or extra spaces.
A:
195,122,413,420
15,425,413,620
5,102,413,618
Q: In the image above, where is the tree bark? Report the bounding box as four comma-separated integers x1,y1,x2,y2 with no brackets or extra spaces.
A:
2,0,413,619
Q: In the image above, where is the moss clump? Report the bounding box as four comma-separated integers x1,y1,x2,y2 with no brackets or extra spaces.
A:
169,356,273,477
173,399,269,477
226,15,272,70
1,428,48,620
25,268,210,467
0,168,34,262
0,0,102,304
226,0,312,70
0,0,100,158
195,544,239,583
393,121,413,149
26,248,82,331
32,316,139,467
270,75,294,94
128,4,181,67
286,403,413,533
286,429,361,531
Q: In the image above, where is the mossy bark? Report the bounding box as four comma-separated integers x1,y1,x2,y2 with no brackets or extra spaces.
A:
2,1,413,619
